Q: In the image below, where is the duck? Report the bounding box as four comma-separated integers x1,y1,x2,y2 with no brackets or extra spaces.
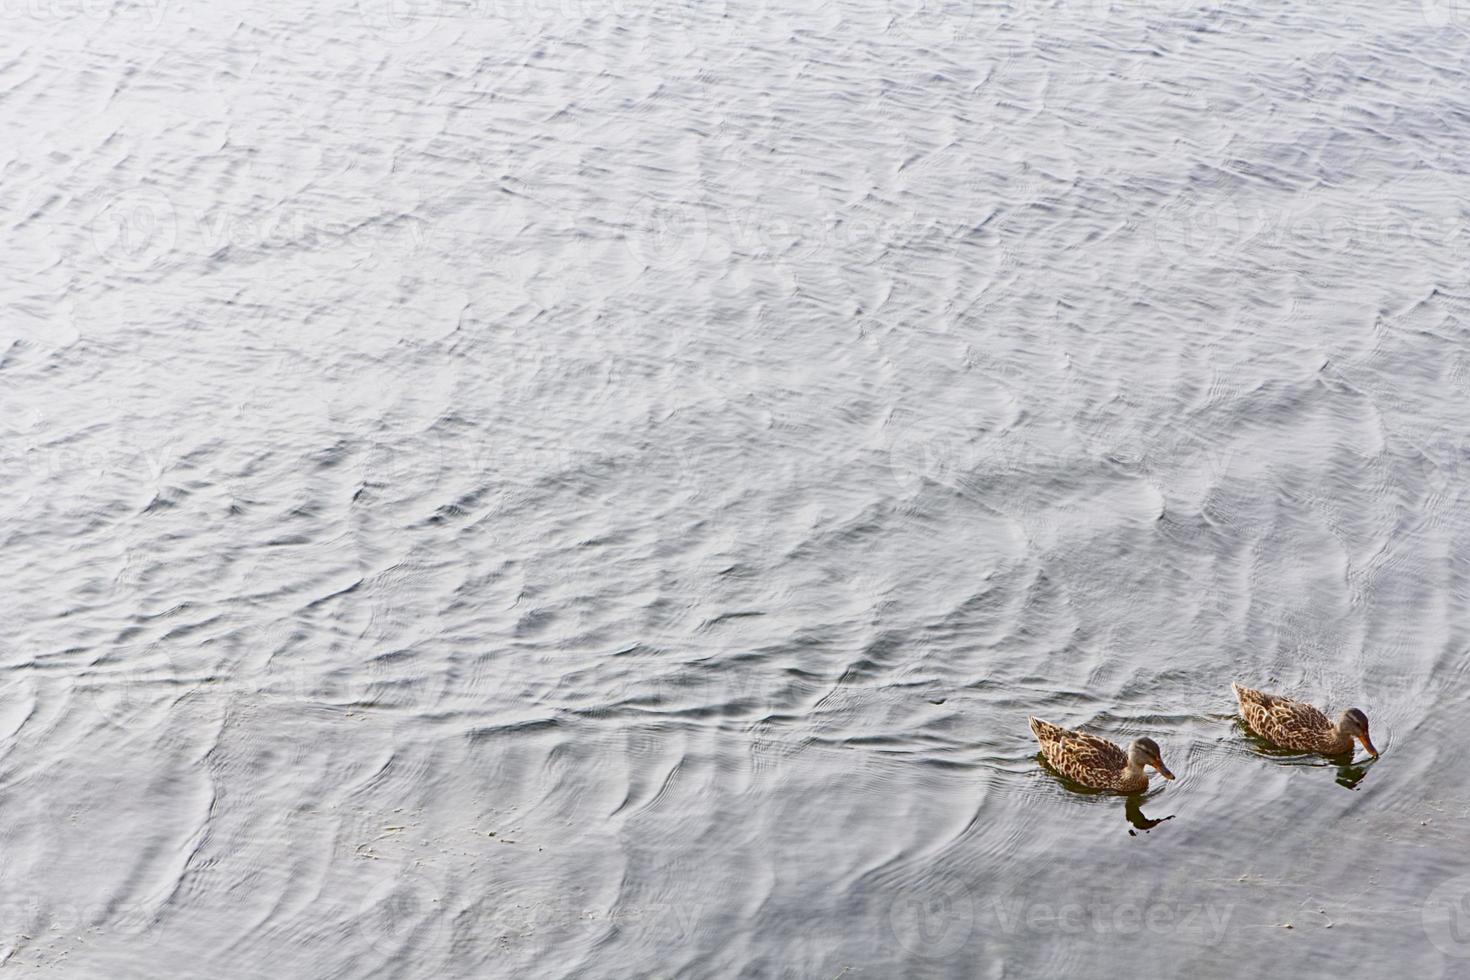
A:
1231,683,1379,759
1029,717,1175,793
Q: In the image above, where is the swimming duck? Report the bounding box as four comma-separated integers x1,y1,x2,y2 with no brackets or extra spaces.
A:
1231,683,1379,759
1029,717,1175,793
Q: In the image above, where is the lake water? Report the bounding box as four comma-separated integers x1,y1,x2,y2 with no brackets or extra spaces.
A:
4,0,1470,976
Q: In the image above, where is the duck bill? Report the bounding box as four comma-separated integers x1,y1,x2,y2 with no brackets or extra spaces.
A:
1154,763,1176,781
1357,734,1379,759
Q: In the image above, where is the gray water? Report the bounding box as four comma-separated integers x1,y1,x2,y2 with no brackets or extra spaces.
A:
4,0,1470,976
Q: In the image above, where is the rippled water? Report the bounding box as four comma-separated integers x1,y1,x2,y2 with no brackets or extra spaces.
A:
4,0,1470,976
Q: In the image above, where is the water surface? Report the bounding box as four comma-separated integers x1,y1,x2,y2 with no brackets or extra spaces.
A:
3,0,1470,976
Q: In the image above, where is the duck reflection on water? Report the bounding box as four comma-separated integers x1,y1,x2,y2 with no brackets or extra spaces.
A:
1125,795,1174,835
1233,718,1379,790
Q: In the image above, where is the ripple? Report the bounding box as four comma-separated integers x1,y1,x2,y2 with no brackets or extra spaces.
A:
3,0,1469,976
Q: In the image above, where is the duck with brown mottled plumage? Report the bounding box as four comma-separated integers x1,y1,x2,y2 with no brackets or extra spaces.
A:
1232,683,1379,759
1029,717,1176,793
